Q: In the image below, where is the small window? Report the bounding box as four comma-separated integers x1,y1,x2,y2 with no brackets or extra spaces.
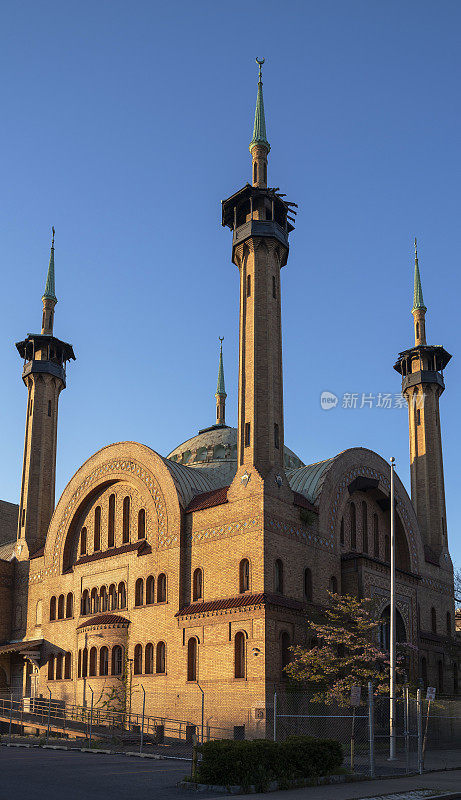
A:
122,496,130,544
47,400,52,417
94,506,101,551
274,559,284,594
78,650,82,678
156,641,166,674
253,162,257,184
244,422,250,448
145,643,154,674
340,518,344,545
134,644,143,675
416,322,420,339
100,647,109,676
81,589,90,615
50,596,56,621
274,423,279,450
64,652,72,680
108,494,115,547
329,575,338,594
109,584,117,610
431,607,437,634
57,594,65,619
135,578,144,607
91,587,99,614
80,527,87,556
100,586,108,611
373,514,379,558
234,632,246,679
66,592,73,618
239,559,250,593
304,568,312,601
89,647,97,676
263,162,267,183
82,648,88,678
193,568,203,601
247,274,251,297
157,573,167,603
112,646,123,676
187,637,197,681
48,654,55,681
146,575,155,605
138,508,146,539
118,582,126,609
350,503,356,549
272,275,277,299
362,501,368,554
416,408,421,425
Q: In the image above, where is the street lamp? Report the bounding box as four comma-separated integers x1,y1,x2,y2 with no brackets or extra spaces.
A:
389,456,396,760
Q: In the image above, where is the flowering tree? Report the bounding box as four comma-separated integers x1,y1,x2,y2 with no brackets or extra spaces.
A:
284,593,411,705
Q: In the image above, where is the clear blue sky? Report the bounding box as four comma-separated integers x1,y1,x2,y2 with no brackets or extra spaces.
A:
1,1,460,565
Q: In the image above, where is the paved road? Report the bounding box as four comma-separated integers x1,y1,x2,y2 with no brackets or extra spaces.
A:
0,747,201,800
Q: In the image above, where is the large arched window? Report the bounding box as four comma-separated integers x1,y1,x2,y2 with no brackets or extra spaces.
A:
281,631,291,678
80,527,87,556
192,568,203,601
431,607,437,634
156,641,166,674
108,494,115,548
239,559,250,593
56,654,63,680
66,593,73,618
421,656,428,688
48,654,55,680
362,502,368,554
304,568,313,601
138,509,146,539
274,559,284,594
234,632,246,679
146,576,155,605
135,578,144,607
157,573,167,603
350,503,356,549
57,595,65,619
100,647,109,676
82,648,88,678
89,647,97,676
64,652,72,680
122,496,130,544
49,596,56,621
112,646,123,676
145,643,154,674
109,584,117,610
134,644,143,675
187,637,197,682
118,582,127,610
373,513,379,558
91,587,99,614
94,506,101,551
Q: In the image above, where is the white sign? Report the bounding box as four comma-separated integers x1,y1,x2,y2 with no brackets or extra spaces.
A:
426,686,436,701
350,685,362,707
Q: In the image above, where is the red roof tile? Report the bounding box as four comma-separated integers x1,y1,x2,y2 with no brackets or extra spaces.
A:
176,592,303,617
186,486,230,513
77,614,130,629
75,539,150,566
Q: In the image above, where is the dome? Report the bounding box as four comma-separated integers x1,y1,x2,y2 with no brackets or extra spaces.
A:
167,425,305,488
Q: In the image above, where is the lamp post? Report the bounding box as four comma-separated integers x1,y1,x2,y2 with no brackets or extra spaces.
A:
389,456,396,760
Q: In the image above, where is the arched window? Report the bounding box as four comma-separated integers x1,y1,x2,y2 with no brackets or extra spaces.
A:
340,517,345,545
55,653,63,680
446,611,452,637
122,496,130,544
373,514,379,558
36,600,42,626
145,643,154,674
48,654,55,681
247,274,251,297
416,322,420,340
91,587,99,614
274,559,284,594
50,596,56,621
156,641,166,674
304,568,313,601
362,502,368,553
80,527,87,556
350,503,356,549
431,607,437,634
146,576,155,605
454,663,458,695
78,650,82,678
438,660,444,693
94,506,101,551
239,559,250,593
157,573,167,603
57,594,65,619
81,589,90,615
263,162,267,183
82,648,88,678
100,586,108,612
89,647,97,676
109,584,117,610
379,606,407,650
421,656,427,688
253,162,257,184
118,582,127,609
281,631,291,678
329,575,338,594
384,534,390,563
234,632,245,679
193,568,203,601
66,593,73,618
108,494,115,548
64,652,72,680
135,578,144,607
100,647,109,676
138,508,146,539
134,644,142,675
187,637,197,682
112,646,123,676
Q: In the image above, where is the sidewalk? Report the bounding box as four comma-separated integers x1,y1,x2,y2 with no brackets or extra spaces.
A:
225,769,461,800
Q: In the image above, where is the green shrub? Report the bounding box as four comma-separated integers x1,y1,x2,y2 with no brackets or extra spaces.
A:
196,736,343,788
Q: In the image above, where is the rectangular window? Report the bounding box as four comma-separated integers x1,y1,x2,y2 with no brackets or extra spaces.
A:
274,423,279,449
244,422,250,448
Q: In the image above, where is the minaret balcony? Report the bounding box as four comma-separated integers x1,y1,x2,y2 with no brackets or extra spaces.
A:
22,359,67,385
232,219,289,258
401,369,445,394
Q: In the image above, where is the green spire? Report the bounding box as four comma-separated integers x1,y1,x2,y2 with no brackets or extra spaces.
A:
42,226,57,303
412,238,426,313
216,337,227,397
249,58,270,154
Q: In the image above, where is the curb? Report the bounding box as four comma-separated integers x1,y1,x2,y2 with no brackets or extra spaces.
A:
177,775,350,794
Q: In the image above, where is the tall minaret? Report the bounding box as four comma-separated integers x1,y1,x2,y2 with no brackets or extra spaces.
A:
215,337,227,426
394,240,451,560
222,59,296,492
15,230,75,560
